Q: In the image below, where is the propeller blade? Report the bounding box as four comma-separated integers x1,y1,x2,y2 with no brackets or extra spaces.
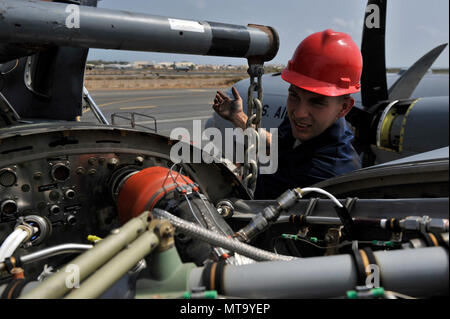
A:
388,43,448,100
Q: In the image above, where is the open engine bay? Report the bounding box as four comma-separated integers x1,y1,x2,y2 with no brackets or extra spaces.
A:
0,123,448,299
0,0,448,300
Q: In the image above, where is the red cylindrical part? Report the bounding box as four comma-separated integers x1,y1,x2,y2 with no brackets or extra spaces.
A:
117,166,194,224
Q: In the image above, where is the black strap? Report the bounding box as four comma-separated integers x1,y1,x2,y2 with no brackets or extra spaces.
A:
214,260,227,295
201,262,214,291
3,257,16,273
421,232,436,247
352,245,383,288
200,260,227,294
362,247,383,286
0,275,13,287
351,247,367,286
334,205,356,240
344,197,358,213
1,277,33,299
385,218,402,232
432,232,449,251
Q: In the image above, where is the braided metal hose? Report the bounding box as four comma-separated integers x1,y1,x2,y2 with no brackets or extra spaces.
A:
152,208,296,262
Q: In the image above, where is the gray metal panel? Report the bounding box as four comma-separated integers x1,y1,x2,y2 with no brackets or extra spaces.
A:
401,97,449,153
373,147,449,167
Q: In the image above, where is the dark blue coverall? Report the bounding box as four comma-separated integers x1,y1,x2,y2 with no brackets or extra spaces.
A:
254,116,361,199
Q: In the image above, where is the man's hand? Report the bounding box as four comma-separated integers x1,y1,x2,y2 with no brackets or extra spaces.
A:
212,87,247,130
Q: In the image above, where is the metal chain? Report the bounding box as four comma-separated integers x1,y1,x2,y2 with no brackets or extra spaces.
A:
243,64,264,196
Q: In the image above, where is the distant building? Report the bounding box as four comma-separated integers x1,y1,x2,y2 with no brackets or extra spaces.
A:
155,62,196,70
134,61,156,69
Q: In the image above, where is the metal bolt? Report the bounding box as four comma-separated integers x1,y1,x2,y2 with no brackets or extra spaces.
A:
88,168,97,176
135,156,144,165
33,172,43,180
88,157,97,165
76,167,85,175
107,157,119,169
162,225,173,236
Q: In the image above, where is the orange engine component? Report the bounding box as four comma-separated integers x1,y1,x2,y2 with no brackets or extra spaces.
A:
117,166,194,224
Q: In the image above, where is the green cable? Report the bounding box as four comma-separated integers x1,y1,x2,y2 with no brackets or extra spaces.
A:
183,290,218,299
371,287,385,297
204,290,218,299
346,287,385,299
346,290,358,299
282,234,319,243
371,240,395,247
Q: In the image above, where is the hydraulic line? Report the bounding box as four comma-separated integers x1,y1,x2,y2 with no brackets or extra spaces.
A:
20,211,151,299
65,230,159,299
152,209,295,262
280,214,449,234
0,244,93,273
19,244,93,265
298,187,343,208
234,189,299,242
233,186,357,243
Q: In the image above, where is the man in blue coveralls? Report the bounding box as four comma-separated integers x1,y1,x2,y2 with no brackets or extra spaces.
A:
212,29,363,199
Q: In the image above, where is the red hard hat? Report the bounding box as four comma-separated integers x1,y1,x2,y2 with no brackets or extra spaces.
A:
281,29,362,96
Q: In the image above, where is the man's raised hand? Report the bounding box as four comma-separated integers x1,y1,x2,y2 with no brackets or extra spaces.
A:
212,87,244,123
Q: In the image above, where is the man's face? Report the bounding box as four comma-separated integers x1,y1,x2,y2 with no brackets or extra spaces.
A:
286,85,354,141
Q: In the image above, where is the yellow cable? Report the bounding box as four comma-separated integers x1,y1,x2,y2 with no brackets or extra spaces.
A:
87,235,102,243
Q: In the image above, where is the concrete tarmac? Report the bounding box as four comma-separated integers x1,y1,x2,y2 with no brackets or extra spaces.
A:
81,88,218,138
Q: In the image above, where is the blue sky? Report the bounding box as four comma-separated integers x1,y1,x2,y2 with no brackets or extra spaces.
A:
88,0,449,68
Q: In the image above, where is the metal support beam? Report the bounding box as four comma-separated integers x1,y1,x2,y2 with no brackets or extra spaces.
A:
0,0,278,62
